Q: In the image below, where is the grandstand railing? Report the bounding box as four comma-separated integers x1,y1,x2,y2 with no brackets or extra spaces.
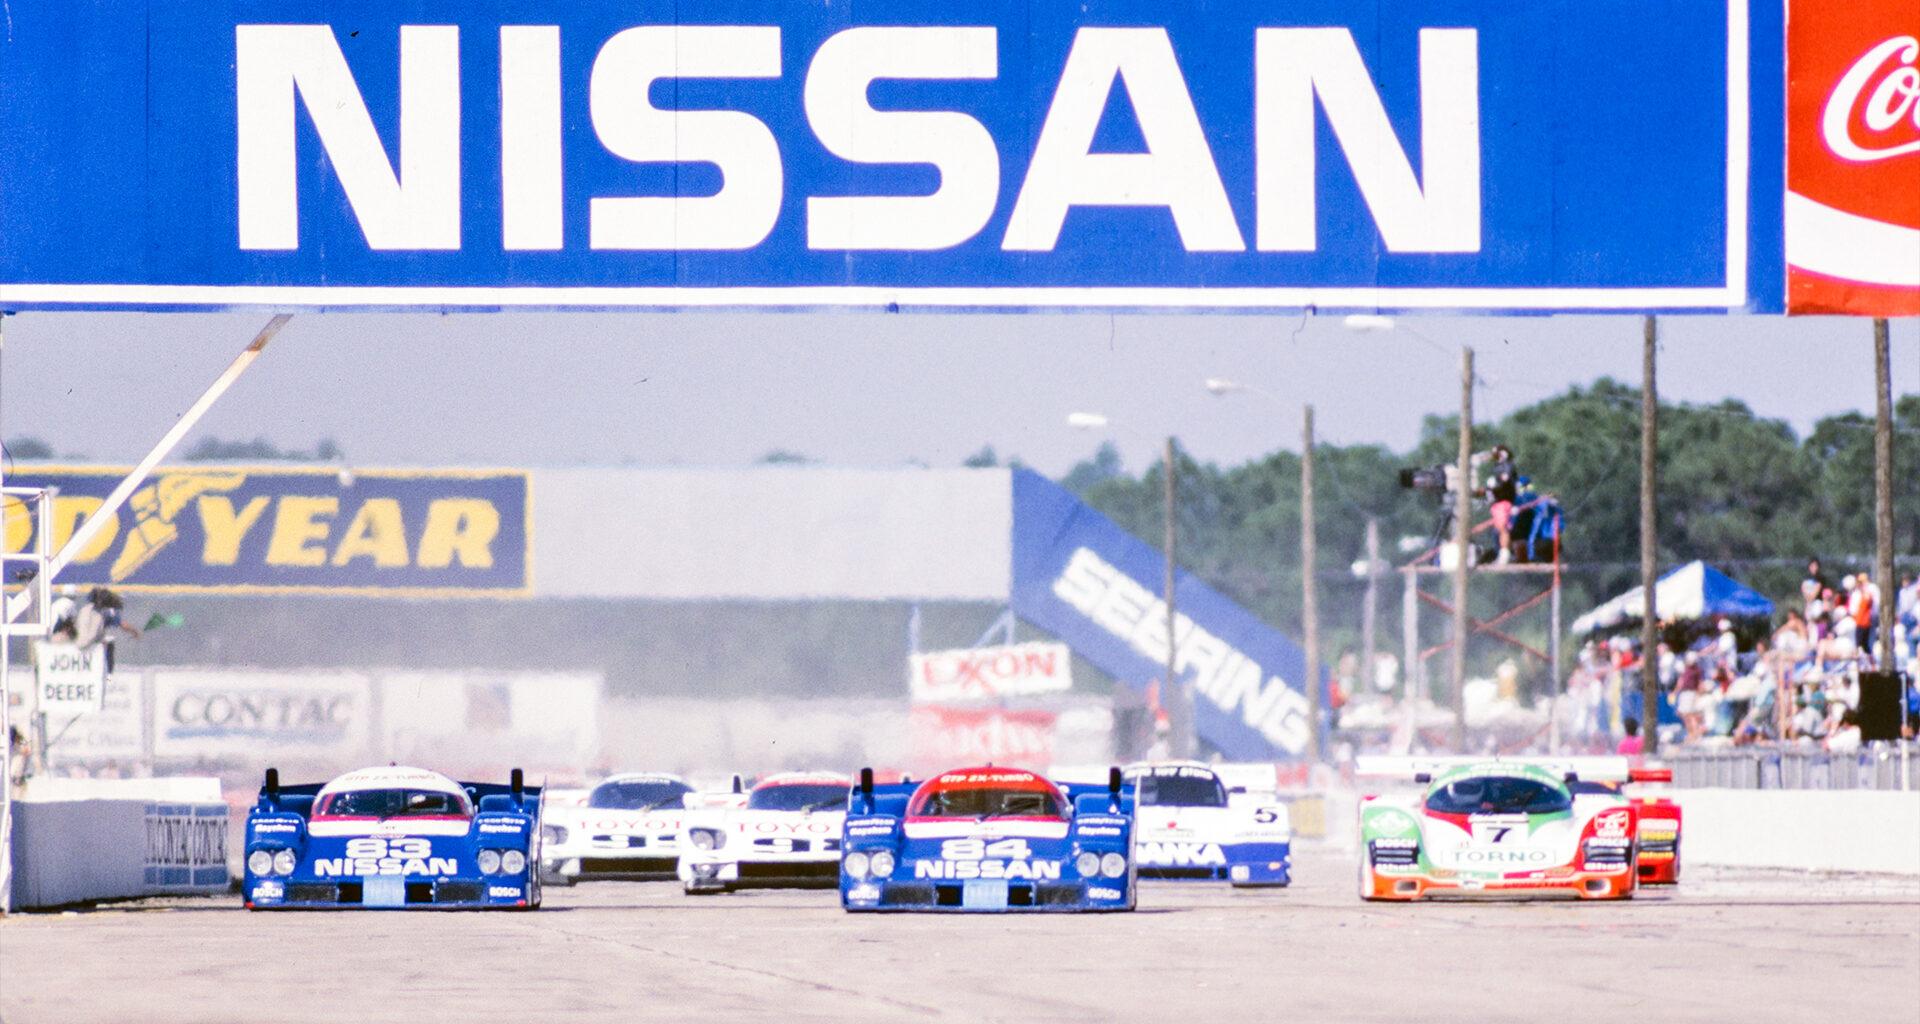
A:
1668,742,1916,791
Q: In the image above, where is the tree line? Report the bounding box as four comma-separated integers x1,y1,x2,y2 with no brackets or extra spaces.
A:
1055,379,1920,691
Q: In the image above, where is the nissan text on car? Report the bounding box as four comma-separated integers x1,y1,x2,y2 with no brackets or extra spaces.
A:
839,765,1136,912
243,765,541,909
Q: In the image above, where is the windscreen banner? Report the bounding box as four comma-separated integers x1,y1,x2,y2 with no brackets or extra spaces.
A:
0,0,1780,313
1009,469,1320,761
1,466,529,595
1785,0,1920,315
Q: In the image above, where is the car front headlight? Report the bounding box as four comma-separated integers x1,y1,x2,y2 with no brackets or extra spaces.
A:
271,849,297,875
502,850,527,874
541,824,569,847
868,850,895,878
1100,852,1127,878
478,849,502,875
845,851,871,879
1075,851,1101,877
688,828,725,851
247,849,273,876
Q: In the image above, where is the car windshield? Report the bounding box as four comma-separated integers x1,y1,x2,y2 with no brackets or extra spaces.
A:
748,784,848,812
317,788,470,819
590,780,692,810
1424,775,1571,815
912,785,1062,819
1135,774,1228,808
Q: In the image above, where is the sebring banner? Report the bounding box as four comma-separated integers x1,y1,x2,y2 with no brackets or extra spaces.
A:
0,0,1780,313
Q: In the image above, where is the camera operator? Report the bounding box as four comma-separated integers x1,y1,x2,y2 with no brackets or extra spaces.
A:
1479,445,1519,565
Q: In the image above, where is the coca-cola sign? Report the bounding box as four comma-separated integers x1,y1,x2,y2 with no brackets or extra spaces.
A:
1787,1,1920,315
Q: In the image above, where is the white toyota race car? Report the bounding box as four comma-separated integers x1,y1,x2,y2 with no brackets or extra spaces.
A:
679,772,851,894
540,772,699,884
1127,762,1291,887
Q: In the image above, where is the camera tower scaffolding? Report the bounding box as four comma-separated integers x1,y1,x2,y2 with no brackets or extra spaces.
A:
1397,497,1566,755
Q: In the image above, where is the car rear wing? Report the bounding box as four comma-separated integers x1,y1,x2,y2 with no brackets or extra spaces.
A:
850,767,918,816
1353,756,1665,785
253,768,323,817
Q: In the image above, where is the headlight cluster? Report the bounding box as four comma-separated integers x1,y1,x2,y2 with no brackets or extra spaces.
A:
541,824,569,846
247,848,298,876
478,849,529,875
1075,851,1128,878
844,850,895,879
688,828,726,851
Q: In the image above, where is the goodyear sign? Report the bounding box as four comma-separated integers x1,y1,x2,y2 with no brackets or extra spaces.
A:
2,467,529,595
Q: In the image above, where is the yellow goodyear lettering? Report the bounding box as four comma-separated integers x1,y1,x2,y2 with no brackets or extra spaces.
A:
52,496,119,564
197,495,271,565
264,496,338,567
417,498,499,569
331,498,410,568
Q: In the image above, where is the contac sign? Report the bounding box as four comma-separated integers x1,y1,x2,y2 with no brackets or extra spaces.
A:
1,467,529,595
0,0,1780,313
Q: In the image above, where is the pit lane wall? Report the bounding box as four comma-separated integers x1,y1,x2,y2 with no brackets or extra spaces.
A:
1322,784,1920,875
1676,789,1920,876
8,778,229,910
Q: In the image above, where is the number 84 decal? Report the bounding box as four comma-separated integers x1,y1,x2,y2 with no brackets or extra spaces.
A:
940,838,1032,860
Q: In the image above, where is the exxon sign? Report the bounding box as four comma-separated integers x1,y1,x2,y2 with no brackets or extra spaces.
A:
0,0,1782,313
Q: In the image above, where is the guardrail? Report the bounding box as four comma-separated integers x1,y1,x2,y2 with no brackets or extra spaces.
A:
1669,742,1916,791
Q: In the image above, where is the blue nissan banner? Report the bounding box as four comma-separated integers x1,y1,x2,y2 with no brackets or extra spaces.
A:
2,467,530,595
1009,469,1323,761
0,0,1781,313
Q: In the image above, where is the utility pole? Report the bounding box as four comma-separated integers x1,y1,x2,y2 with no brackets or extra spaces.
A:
1874,317,1895,672
1301,405,1320,761
1163,436,1188,758
1451,347,1473,753
1640,315,1661,756
1361,517,1380,703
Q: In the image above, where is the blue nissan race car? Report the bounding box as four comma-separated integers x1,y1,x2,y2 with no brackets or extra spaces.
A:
840,765,1136,912
243,765,543,910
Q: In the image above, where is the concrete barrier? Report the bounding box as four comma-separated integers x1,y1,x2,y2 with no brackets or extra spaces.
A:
8,778,229,909
1319,785,1918,874
1678,788,1920,875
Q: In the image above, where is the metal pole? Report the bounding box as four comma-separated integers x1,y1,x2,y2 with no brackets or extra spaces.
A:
1402,568,1420,747
1301,405,1321,761
1361,517,1379,703
1452,347,1473,752
1,313,11,915
1873,317,1895,673
1163,436,1187,758
1548,569,1563,754
1640,315,1662,756
4,315,291,622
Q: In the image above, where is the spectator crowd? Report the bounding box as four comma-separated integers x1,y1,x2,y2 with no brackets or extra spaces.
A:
1562,559,1920,752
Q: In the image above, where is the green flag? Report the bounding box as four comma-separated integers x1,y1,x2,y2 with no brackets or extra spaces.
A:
142,612,185,631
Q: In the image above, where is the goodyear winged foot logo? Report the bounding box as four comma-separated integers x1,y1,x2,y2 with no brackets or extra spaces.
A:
112,473,247,580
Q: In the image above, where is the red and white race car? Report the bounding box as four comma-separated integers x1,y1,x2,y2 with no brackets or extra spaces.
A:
1357,757,1672,901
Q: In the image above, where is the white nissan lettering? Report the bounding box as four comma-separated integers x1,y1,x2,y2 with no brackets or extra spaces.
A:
232,24,1483,256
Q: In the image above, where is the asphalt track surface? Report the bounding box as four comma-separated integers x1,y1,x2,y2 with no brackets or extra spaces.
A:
3,846,1917,1024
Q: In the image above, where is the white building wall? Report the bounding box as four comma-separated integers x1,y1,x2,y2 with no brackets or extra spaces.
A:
529,467,1012,600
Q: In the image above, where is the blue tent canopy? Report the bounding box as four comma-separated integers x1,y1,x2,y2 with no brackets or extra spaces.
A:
1572,561,1775,635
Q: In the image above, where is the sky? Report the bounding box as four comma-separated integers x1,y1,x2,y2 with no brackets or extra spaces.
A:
0,312,1914,477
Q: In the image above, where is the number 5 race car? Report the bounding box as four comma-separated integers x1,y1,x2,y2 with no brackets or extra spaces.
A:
1357,759,1640,901
1126,761,1291,887
243,765,542,910
679,772,851,894
840,765,1136,912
